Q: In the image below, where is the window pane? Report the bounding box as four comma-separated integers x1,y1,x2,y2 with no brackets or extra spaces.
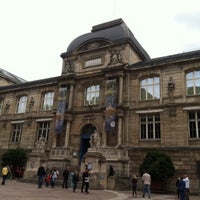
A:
148,124,153,138
155,123,160,138
189,121,196,138
147,86,153,99
141,88,146,100
141,124,146,139
154,85,160,99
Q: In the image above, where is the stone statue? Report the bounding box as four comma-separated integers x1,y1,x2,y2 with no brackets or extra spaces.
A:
36,136,45,148
90,130,100,148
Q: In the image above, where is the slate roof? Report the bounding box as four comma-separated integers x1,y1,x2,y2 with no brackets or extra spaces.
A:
0,68,27,84
61,18,150,60
130,49,200,69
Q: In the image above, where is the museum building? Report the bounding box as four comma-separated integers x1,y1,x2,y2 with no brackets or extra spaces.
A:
0,19,200,192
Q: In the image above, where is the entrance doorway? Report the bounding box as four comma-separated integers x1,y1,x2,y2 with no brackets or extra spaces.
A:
80,124,96,161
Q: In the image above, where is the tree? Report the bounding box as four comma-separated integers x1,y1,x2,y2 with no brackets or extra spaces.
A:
2,148,27,178
139,151,175,181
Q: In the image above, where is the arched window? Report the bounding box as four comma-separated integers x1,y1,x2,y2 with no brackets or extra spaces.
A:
42,92,54,111
16,96,27,113
186,71,200,96
141,77,160,100
85,85,100,105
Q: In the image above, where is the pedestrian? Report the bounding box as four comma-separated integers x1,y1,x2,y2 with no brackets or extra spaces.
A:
184,175,190,200
72,170,79,192
50,167,59,188
108,165,115,176
81,169,90,193
142,170,151,198
178,177,186,200
37,163,46,188
176,177,180,199
1,164,8,185
131,174,138,197
62,166,70,189
44,171,51,187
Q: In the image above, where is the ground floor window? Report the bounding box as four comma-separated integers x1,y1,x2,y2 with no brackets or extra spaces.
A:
140,113,160,139
11,123,23,143
189,111,200,138
37,121,50,141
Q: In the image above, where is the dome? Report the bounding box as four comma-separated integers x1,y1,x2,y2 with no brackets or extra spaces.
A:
61,19,150,60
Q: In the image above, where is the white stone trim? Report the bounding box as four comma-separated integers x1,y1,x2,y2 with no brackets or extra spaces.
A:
183,106,200,110
135,109,163,114
36,118,52,122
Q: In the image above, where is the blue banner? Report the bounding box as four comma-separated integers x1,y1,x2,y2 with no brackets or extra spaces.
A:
105,79,117,132
55,87,67,134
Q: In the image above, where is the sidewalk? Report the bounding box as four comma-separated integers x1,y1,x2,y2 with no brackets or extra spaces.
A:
0,179,199,200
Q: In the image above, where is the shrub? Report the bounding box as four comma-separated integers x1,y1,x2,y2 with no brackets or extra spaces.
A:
139,151,175,181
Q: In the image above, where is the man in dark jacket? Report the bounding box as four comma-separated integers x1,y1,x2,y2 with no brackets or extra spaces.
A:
62,166,70,189
81,169,90,193
37,164,46,188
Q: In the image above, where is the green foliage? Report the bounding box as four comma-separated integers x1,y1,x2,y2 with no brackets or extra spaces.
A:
139,151,175,181
2,148,27,169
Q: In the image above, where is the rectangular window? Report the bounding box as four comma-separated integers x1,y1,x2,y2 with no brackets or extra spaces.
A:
85,85,100,105
16,96,27,113
37,121,50,142
186,71,200,96
189,111,200,138
42,92,54,111
141,77,160,100
11,124,23,143
140,113,160,139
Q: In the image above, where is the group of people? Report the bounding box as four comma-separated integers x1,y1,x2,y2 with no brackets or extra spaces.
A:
130,171,151,198
37,164,90,193
176,175,190,200
131,171,190,200
1,164,24,185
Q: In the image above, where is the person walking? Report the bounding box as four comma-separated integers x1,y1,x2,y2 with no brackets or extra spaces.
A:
178,177,186,200
176,177,180,199
184,175,190,200
37,164,46,188
62,166,70,189
1,164,8,185
72,170,79,192
81,169,90,193
142,170,151,198
131,174,138,197
50,167,59,188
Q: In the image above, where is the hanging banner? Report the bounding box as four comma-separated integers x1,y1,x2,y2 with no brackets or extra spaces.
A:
105,79,117,132
55,86,67,134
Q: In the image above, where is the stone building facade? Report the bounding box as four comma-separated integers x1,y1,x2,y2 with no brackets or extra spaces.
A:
0,19,200,193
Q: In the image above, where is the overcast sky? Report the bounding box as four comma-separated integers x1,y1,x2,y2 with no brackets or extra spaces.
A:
1,0,200,81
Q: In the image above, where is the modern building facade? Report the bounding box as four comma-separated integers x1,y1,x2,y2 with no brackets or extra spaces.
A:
0,19,200,192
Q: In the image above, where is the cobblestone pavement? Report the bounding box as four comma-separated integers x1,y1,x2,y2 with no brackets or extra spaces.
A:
0,180,199,200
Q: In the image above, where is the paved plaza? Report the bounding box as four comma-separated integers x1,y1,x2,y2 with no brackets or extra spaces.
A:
0,180,199,200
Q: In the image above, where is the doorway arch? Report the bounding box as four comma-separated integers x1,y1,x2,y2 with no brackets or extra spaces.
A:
80,124,96,162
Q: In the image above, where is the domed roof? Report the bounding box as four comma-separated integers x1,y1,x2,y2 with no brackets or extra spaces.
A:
61,19,150,60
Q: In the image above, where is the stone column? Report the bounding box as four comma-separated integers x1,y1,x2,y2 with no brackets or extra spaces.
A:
68,84,74,109
119,76,123,104
64,120,71,147
117,117,122,146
